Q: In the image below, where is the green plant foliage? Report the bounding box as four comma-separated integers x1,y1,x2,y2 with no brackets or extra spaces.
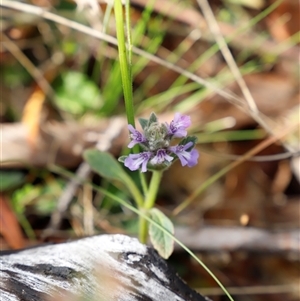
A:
2,64,31,88
84,149,143,207
84,149,131,182
54,71,102,115
11,183,39,239
12,184,39,213
149,208,174,259
138,118,148,130
179,136,198,149
0,170,25,191
62,40,78,56
114,0,135,126
35,180,63,215
54,0,76,10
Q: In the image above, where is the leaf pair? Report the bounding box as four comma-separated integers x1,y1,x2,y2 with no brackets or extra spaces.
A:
138,112,158,130
84,149,174,258
84,149,143,207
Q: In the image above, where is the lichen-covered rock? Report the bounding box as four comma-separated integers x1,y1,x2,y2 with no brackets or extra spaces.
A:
0,234,211,301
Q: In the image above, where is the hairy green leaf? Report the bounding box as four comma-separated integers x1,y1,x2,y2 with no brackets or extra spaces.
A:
179,136,198,150
84,149,144,207
0,171,24,191
84,149,128,182
118,155,127,163
148,112,158,126
149,208,174,259
138,118,148,129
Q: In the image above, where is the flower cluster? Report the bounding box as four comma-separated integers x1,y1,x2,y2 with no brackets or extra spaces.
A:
119,113,199,173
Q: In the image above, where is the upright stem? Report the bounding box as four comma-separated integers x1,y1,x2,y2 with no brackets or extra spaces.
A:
114,0,147,198
139,171,148,196
139,171,162,243
138,210,148,243
144,171,162,209
114,0,134,127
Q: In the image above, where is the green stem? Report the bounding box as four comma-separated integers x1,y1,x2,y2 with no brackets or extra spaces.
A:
125,0,132,70
139,171,162,243
139,171,148,197
18,213,36,240
114,0,147,193
138,209,148,243
126,177,144,209
114,0,134,127
144,171,162,209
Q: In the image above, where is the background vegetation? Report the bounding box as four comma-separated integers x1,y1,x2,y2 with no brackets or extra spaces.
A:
1,0,299,300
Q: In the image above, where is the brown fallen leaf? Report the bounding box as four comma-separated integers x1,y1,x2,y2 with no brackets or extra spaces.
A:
0,194,25,249
21,87,45,148
266,0,300,42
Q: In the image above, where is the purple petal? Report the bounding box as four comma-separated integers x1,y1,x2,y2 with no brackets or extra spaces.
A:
128,140,139,148
150,149,174,165
128,124,136,134
127,125,147,148
169,142,199,167
173,113,191,128
168,113,191,138
186,148,199,167
176,151,190,166
124,152,152,172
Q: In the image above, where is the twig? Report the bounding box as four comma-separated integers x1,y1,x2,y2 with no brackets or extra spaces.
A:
42,117,125,237
1,32,54,96
175,226,300,254
196,0,258,113
42,162,91,237
200,148,300,162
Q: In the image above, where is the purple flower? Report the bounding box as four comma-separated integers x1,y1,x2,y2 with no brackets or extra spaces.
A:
167,113,191,138
169,142,199,167
124,151,152,172
128,125,147,148
150,149,174,165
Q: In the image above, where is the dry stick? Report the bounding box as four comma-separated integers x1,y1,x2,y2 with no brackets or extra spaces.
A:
173,121,299,215
197,0,259,114
82,178,94,235
175,226,300,253
1,32,54,96
202,148,300,162
134,0,299,62
43,162,91,237
43,117,125,237
1,1,278,138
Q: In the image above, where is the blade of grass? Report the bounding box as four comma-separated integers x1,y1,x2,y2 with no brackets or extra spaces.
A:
1,32,53,97
168,0,283,91
174,61,261,113
125,0,132,69
197,0,258,113
137,82,200,113
114,0,134,127
114,0,148,199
